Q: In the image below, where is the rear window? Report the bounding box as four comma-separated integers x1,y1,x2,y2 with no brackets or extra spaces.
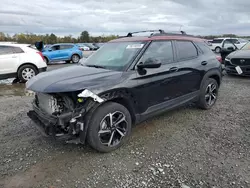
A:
212,39,223,44
176,41,198,60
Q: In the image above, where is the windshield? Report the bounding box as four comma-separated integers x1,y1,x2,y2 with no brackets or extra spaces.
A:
241,42,250,50
84,41,146,71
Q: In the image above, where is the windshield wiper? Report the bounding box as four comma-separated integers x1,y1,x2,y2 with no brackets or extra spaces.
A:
85,65,105,69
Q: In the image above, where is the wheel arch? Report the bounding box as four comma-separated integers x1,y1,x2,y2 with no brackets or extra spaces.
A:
200,69,222,89
80,88,137,144
17,63,38,72
100,89,137,125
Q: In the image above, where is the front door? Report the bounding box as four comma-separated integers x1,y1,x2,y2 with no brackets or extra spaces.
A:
134,40,183,113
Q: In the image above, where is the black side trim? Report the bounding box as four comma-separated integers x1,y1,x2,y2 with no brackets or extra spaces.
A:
0,72,17,80
38,67,47,73
137,91,199,123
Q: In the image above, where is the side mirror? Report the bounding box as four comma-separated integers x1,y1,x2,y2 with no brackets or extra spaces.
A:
48,49,52,52
137,58,162,69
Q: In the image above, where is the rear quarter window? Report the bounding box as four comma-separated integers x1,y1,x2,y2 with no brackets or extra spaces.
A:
176,41,198,60
196,42,214,54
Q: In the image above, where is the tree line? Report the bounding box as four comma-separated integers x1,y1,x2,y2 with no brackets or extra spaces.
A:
0,31,118,44
0,31,249,44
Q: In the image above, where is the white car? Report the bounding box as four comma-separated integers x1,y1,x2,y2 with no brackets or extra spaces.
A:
210,38,248,53
0,44,47,82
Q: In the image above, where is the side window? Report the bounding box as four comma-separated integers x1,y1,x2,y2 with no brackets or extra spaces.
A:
140,41,174,65
51,45,60,51
176,41,198,60
60,45,73,50
0,46,15,55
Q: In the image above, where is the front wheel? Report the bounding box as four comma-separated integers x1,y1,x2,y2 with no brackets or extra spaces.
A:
87,102,132,152
198,78,219,110
71,54,80,63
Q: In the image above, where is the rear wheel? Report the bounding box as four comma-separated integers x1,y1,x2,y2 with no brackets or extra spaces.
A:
17,64,38,82
71,54,80,63
198,78,218,110
87,102,132,152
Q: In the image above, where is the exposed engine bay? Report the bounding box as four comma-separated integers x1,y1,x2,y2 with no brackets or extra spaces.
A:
27,89,105,144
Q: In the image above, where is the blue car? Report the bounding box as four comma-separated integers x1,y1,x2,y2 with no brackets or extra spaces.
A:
36,43,83,64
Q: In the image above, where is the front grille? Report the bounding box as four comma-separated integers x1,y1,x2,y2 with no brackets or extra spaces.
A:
231,58,250,66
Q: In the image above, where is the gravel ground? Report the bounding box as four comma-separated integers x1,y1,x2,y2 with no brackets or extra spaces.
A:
0,71,250,188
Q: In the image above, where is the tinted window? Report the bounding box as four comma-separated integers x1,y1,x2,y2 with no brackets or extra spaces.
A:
140,41,174,64
212,39,223,43
196,42,214,54
51,45,60,51
228,39,239,44
176,41,198,60
0,46,19,55
60,45,73,50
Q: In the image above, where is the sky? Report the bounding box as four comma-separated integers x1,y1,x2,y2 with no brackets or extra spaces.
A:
1,0,250,36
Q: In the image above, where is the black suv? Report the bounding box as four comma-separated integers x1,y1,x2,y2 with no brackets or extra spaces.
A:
27,30,222,152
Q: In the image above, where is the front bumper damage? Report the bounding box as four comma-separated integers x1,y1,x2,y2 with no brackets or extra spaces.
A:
27,102,86,143
27,89,105,144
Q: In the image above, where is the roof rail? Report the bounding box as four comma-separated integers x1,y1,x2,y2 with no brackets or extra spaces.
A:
118,30,189,38
126,30,165,37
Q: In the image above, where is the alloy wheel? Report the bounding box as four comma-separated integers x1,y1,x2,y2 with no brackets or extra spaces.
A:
22,68,36,81
98,111,128,147
205,83,217,106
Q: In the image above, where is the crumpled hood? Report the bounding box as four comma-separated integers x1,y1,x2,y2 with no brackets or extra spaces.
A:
26,65,123,93
227,50,250,59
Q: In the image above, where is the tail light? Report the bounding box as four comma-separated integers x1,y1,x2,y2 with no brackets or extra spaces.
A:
216,56,222,63
36,51,45,61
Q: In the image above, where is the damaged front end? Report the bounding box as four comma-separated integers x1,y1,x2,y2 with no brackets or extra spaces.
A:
27,89,104,144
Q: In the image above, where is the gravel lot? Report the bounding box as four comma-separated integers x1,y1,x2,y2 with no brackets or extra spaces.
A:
0,65,250,188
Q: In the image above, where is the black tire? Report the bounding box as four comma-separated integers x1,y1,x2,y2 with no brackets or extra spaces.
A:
87,102,132,153
198,78,219,110
44,57,49,64
17,64,38,82
215,47,221,53
71,54,80,63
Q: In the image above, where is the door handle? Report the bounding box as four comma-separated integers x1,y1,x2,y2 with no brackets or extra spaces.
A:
12,56,17,58
169,67,179,72
201,61,208,65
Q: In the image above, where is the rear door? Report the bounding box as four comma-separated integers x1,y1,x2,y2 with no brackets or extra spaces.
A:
59,44,73,60
173,40,202,96
0,46,20,75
